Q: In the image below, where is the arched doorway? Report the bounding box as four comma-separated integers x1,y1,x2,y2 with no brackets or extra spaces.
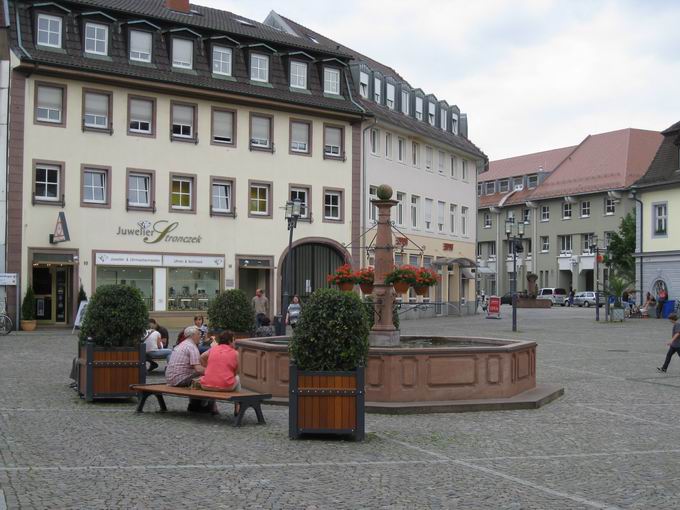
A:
279,239,349,309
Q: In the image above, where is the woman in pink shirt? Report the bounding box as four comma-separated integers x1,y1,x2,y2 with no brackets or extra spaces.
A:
199,330,241,392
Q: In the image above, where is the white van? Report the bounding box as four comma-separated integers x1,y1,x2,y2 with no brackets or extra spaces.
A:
537,288,567,306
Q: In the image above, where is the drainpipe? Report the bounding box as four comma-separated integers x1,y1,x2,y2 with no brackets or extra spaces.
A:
629,188,643,305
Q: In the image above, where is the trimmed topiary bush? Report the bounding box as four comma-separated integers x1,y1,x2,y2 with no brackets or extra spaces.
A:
290,288,369,371
79,285,148,347
208,289,255,333
21,287,36,321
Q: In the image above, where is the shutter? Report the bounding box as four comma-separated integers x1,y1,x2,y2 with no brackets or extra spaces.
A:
130,31,151,54
130,99,152,122
213,110,233,140
291,122,308,144
425,200,433,222
173,104,194,125
86,93,108,117
38,86,62,109
173,39,193,66
325,127,341,147
252,116,269,141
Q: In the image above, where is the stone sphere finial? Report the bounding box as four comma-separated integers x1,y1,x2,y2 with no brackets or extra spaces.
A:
376,184,393,200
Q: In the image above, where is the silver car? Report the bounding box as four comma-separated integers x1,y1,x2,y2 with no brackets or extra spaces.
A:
573,291,604,307
537,288,568,306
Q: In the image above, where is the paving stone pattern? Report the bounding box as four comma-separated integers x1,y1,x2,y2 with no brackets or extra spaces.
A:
1,307,679,509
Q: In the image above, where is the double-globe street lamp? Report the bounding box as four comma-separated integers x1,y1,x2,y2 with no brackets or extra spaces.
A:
505,218,525,332
280,199,302,334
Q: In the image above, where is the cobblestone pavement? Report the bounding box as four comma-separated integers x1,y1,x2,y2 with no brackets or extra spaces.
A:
2,307,680,509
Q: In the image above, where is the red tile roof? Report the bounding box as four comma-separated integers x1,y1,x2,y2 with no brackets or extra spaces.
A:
481,145,577,181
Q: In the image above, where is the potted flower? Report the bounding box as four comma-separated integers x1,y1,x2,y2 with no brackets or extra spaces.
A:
20,287,37,331
355,267,375,294
208,289,255,338
289,288,369,441
414,267,440,296
385,265,417,294
327,263,357,292
77,285,148,401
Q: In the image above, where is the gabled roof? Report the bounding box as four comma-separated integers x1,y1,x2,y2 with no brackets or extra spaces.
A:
480,145,577,181
635,121,680,188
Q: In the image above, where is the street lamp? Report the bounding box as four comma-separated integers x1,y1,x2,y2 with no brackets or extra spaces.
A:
505,218,525,332
282,199,302,332
589,235,601,322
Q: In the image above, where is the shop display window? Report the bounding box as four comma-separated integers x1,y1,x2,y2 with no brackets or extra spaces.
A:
96,267,153,310
167,268,220,311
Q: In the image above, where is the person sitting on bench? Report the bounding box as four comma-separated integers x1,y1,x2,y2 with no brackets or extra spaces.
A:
165,326,205,387
143,326,173,373
198,330,241,392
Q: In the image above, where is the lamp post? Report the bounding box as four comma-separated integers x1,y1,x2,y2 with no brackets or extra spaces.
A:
282,200,302,328
590,235,600,322
505,218,525,332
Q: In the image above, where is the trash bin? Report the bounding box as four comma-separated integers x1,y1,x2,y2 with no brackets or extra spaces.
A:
662,300,676,319
273,314,286,336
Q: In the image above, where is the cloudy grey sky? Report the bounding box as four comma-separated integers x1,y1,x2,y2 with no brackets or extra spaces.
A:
197,0,680,160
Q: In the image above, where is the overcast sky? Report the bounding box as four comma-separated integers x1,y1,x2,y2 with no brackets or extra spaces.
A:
197,0,680,161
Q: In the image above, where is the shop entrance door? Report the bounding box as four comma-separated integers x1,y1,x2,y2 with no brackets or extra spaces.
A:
33,265,72,325
237,257,272,312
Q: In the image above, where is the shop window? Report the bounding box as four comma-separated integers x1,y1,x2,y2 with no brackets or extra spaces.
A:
35,83,66,126
97,267,153,310
128,96,154,136
167,268,220,311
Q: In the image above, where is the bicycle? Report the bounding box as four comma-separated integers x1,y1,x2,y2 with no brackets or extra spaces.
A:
0,299,14,335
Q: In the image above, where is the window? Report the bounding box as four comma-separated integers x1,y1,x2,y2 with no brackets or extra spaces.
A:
128,97,154,135
513,177,524,190
527,175,538,189
582,233,595,253
562,202,572,219
324,190,342,221
98,267,154,311
165,268,219,311
489,241,496,256
368,185,378,223
604,231,613,249
324,125,343,158
477,243,483,258
211,108,235,145
412,142,420,167
129,30,152,62
386,83,395,109
83,91,110,130
484,213,492,228
461,207,469,236
438,151,445,173
415,97,423,120
541,236,549,252
170,175,194,211
171,103,195,140
359,72,369,98
385,133,392,159
654,202,668,236
506,209,515,221
485,182,495,194
290,120,310,154
450,156,458,178
478,183,483,196
605,198,616,215
440,108,447,130
452,113,459,134
37,14,61,48
411,195,420,228
34,163,61,202
127,171,152,208
250,53,269,82
290,187,309,218
370,128,380,155
249,183,271,217
522,208,530,223
35,84,64,125
85,23,108,55
462,160,469,181
397,138,405,162
291,61,308,89
437,201,445,232
449,204,458,234
172,39,193,69
401,90,409,114
559,235,572,253
212,46,232,76
396,192,405,226
250,114,272,149
499,179,509,192
374,77,381,102
541,205,550,221
581,200,591,218
425,146,433,171
82,167,108,206
424,198,433,230
428,102,436,125
211,180,232,214
324,68,340,94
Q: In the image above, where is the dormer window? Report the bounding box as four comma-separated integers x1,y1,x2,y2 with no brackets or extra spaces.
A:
374,77,382,103
401,90,409,114
324,68,340,95
85,23,108,55
291,61,308,89
485,181,495,194
212,45,232,76
452,113,459,135
129,30,152,62
499,179,509,192
37,14,62,48
386,83,395,109
428,102,436,126
527,174,538,189
172,39,193,69
415,97,423,120
440,108,447,130
359,72,369,98
250,53,269,82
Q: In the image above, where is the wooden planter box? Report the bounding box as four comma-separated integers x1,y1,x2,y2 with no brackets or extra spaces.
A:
77,340,146,402
289,364,365,441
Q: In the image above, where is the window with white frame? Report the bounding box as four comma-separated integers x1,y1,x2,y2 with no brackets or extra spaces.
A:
440,108,447,130
477,243,483,258
397,137,405,162
359,72,369,98
374,77,382,103
541,205,550,221
412,142,420,167
212,109,234,144
506,209,515,221
437,201,445,232
605,198,616,215
425,146,433,170
654,202,667,236
290,187,309,218
290,61,308,89
396,192,405,226
249,184,270,215
522,208,530,223
541,236,549,252
559,235,572,253
415,96,423,120
438,151,445,173
562,202,572,219
212,45,232,76
83,168,107,204
604,231,613,249
250,115,271,148
428,102,436,125
499,179,509,192
477,183,483,196
489,241,496,256
527,174,538,189
370,128,379,154
485,181,495,195
129,97,153,134
85,23,107,55
36,85,63,124
452,113,459,134
450,155,458,178
411,195,420,228
171,176,193,210
212,181,232,213
290,121,310,153
172,38,193,69
580,200,591,217
462,159,469,181
172,104,195,139
324,126,343,157
401,89,409,114
461,206,469,236
484,212,492,228
37,14,62,48
84,92,110,129
129,30,152,62
449,204,457,234
128,173,150,207
34,164,60,201
368,185,378,223
513,176,524,190
386,83,395,109
250,53,269,82
424,198,433,230
582,233,595,253
324,191,342,220
324,67,340,94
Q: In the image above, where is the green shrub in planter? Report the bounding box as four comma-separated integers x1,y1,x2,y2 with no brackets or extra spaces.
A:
79,285,148,347
21,287,36,321
208,289,255,333
290,288,369,371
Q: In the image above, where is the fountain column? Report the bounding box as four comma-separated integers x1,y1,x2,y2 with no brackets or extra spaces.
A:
369,186,400,347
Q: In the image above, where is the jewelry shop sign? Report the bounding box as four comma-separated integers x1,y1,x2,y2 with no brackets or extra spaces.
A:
116,220,202,244
95,253,224,268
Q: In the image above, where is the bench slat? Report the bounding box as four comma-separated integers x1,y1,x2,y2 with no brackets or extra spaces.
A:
131,384,271,402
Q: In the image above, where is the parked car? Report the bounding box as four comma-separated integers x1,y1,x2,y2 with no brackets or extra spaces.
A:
573,291,605,307
537,288,568,306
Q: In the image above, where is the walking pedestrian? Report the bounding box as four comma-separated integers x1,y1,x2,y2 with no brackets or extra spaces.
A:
286,295,302,330
657,314,680,373
252,288,269,328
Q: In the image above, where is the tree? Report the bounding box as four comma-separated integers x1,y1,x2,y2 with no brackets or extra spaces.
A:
606,212,635,281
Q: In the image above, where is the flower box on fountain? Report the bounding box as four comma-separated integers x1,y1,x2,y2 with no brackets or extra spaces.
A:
356,267,375,294
384,265,418,294
326,264,357,291
413,267,440,296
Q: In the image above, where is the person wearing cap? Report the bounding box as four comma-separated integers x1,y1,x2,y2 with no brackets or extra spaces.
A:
165,326,205,387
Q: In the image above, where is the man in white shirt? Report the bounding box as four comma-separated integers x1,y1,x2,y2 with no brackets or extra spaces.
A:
144,328,173,373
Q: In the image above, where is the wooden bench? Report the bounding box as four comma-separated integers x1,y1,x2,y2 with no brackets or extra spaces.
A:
131,383,272,427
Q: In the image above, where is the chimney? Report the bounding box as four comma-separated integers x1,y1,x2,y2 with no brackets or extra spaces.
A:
166,0,190,13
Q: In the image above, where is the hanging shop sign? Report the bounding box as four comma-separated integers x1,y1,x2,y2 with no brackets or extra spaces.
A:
116,220,202,244
95,252,163,266
163,255,225,268
50,212,70,244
